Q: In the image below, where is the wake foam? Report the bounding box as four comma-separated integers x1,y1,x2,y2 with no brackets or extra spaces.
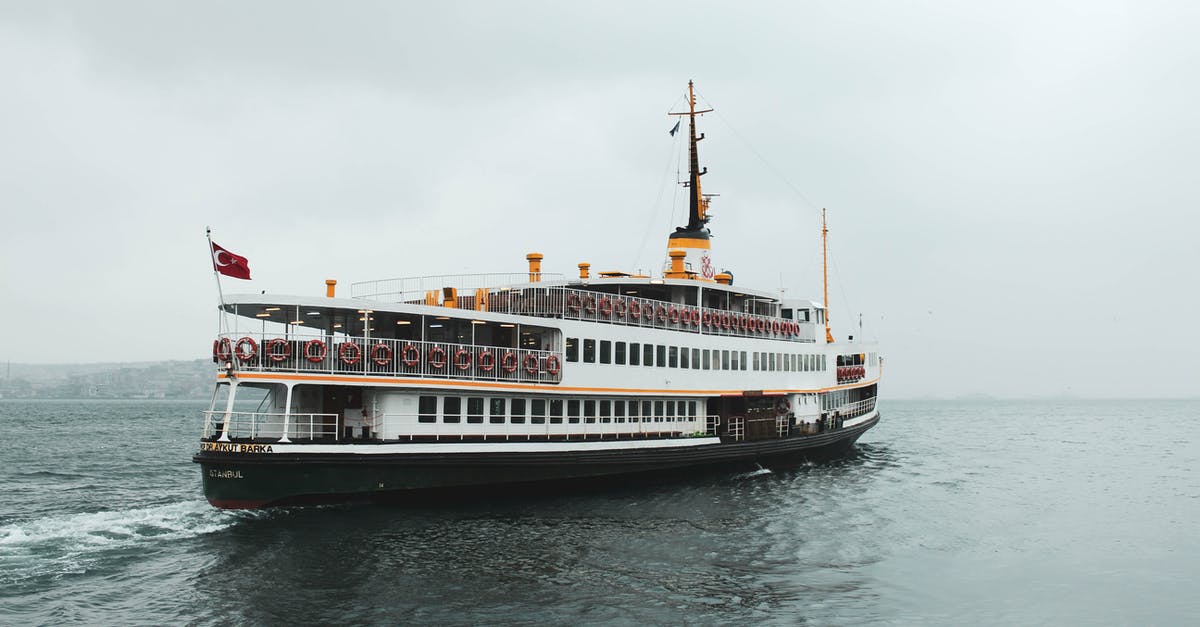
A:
0,500,243,584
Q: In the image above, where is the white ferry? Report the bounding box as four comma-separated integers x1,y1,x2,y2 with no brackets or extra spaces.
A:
194,82,882,509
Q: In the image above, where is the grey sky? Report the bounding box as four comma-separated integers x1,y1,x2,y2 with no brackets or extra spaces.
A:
2,1,1197,399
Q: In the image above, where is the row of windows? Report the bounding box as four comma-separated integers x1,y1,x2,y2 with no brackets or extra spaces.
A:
417,396,700,425
565,338,828,372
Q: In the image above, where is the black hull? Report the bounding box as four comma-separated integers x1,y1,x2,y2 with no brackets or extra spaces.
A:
194,414,879,509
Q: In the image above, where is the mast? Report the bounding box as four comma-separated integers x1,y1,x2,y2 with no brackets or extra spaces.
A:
670,80,713,231
823,208,834,343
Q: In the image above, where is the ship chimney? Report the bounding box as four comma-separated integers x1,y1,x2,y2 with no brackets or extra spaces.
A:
578,262,591,280
665,250,688,279
715,272,732,285
325,279,337,297
526,253,543,283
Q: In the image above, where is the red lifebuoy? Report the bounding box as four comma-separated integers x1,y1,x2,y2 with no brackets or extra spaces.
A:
304,339,326,363
235,337,257,362
545,354,561,376
759,318,767,333
428,346,447,369
689,309,699,326
702,311,712,327
477,349,495,372
567,293,582,312
656,306,668,322
613,298,627,318
583,295,596,314
772,320,781,335
454,347,472,371
599,297,612,317
501,351,518,373
400,343,420,367
371,343,392,366
721,313,730,329
212,339,219,363
338,342,362,366
523,353,540,375
265,338,290,363
668,306,679,324
216,337,233,363
628,301,641,320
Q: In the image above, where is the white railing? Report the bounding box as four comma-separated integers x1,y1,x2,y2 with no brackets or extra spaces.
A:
480,286,817,342
350,273,567,302
832,397,877,420
203,411,339,441
381,412,721,441
836,365,868,383
217,333,562,384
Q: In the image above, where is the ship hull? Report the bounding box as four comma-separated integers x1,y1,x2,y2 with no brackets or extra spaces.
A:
194,414,879,509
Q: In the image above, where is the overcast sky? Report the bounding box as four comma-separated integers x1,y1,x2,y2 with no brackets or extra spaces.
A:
2,1,1197,399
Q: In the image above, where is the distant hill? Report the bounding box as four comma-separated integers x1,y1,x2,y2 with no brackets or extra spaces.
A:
0,359,215,399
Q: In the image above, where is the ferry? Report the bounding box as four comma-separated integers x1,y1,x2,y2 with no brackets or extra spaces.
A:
194,82,882,509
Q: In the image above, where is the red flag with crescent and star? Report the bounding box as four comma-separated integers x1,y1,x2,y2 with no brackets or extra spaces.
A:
211,241,251,280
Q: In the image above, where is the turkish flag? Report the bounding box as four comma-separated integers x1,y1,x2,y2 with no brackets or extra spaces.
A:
211,241,251,280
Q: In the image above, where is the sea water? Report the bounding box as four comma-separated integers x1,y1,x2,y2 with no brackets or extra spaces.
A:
1,399,1197,625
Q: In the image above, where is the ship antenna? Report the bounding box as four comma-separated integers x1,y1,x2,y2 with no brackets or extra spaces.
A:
823,208,834,343
669,80,714,231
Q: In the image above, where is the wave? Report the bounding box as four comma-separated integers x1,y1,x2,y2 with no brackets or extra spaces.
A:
0,500,245,585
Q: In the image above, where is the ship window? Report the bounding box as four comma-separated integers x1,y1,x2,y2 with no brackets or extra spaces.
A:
692,348,700,369
550,399,563,424
665,401,676,419
584,400,596,423
657,345,666,368
730,351,739,370
566,338,579,362
568,399,581,424
418,396,437,423
532,399,546,424
600,340,612,364
722,350,730,370
489,398,506,424
753,352,760,371
600,400,611,423
467,397,484,424
643,344,654,366
681,346,691,369
628,400,639,419
615,341,626,365
655,400,665,422
782,308,793,320
642,400,653,422
614,401,625,423
740,351,748,371
702,349,711,370
443,396,461,423
511,398,526,424
688,401,697,417
784,354,791,372
669,346,679,368
583,339,596,363
770,353,776,372
629,342,640,366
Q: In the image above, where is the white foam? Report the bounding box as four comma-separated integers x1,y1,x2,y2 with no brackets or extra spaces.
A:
0,500,244,583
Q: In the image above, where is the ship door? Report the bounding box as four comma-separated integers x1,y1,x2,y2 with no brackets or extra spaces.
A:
322,387,363,440
710,397,747,436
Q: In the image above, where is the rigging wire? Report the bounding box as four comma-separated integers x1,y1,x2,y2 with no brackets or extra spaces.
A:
630,121,683,271
698,93,820,214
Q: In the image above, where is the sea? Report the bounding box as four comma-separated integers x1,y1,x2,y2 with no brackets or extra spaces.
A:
1,398,1197,626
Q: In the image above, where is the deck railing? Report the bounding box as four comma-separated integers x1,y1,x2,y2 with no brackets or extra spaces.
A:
481,286,816,342
203,410,339,441
832,397,877,420
218,333,562,384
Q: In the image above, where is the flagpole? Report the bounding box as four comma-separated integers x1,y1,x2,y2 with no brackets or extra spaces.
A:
207,227,236,374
